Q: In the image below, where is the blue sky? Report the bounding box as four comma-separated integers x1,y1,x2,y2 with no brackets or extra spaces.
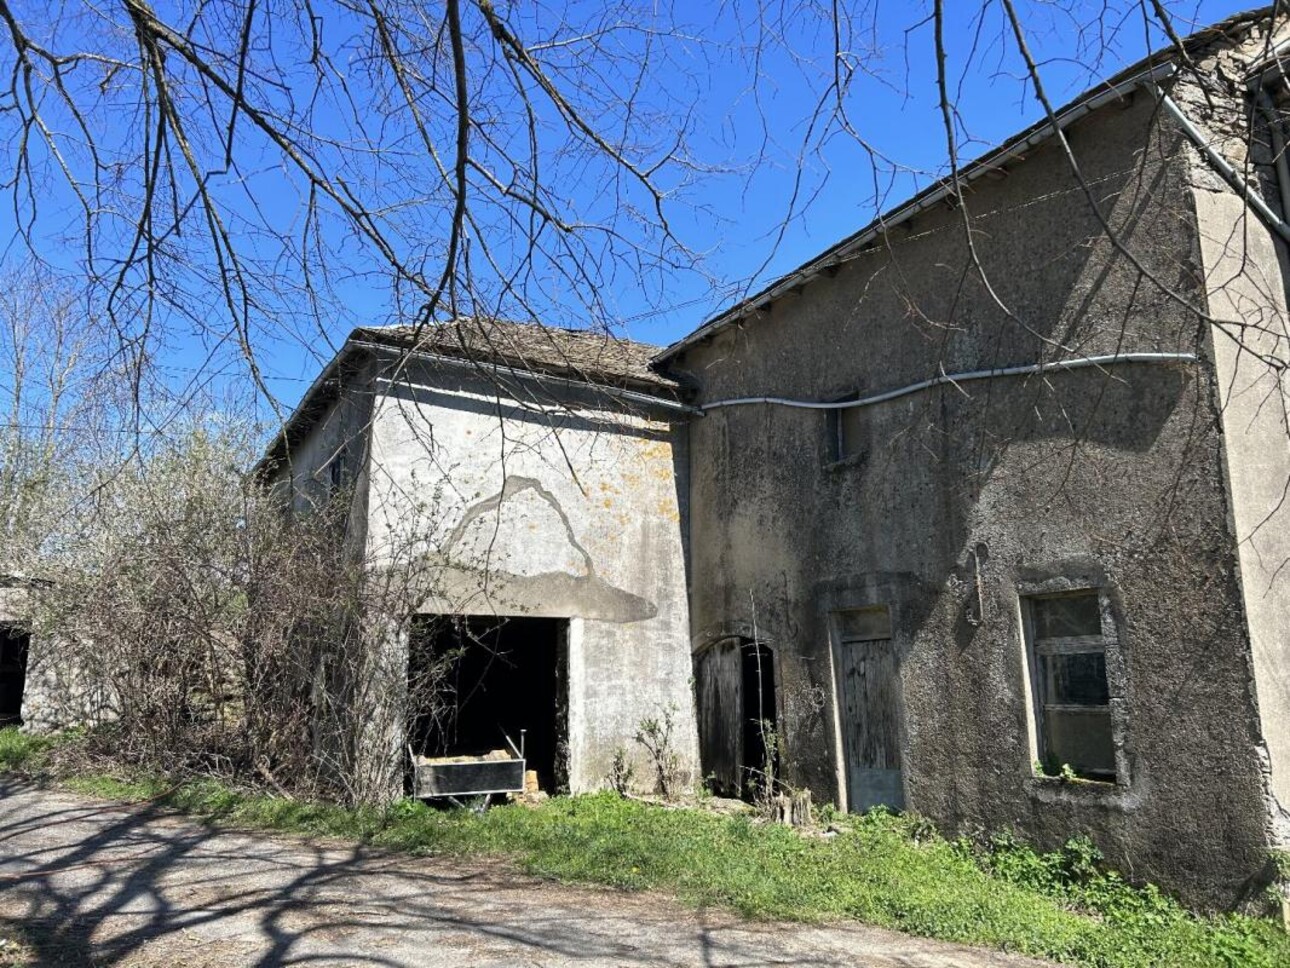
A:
612,0,1249,344
0,1,1259,419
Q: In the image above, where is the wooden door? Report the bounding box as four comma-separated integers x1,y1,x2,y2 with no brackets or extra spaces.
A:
837,637,904,812
693,640,742,795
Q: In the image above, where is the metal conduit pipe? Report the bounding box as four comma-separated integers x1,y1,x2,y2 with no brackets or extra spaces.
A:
1154,86,1290,245
698,352,1198,414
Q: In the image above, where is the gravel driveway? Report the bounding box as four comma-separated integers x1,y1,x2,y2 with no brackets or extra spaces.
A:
0,780,1055,967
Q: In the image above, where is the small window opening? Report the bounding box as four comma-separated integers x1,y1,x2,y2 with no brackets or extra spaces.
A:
0,623,30,727
826,395,864,462
1023,591,1116,782
328,443,350,493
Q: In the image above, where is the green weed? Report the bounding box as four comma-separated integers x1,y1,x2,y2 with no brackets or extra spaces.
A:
1,727,1287,968
0,728,56,772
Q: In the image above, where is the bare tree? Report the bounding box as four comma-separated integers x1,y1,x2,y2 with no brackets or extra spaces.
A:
0,0,721,422
22,415,468,804
0,2,1269,434
0,4,1223,376
0,265,122,573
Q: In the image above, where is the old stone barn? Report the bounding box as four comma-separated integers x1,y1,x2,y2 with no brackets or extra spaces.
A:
13,5,1283,912
656,8,1290,909
257,321,700,796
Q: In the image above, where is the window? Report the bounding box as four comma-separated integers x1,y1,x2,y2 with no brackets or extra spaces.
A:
328,443,350,493
1022,591,1117,782
826,396,863,462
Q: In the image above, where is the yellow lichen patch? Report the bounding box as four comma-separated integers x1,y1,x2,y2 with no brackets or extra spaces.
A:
636,439,673,461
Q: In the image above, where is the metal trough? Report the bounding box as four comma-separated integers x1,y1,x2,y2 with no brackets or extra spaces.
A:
414,756,525,798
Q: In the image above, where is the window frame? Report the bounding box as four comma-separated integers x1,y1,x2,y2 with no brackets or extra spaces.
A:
1019,586,1127,786
824,393,861,464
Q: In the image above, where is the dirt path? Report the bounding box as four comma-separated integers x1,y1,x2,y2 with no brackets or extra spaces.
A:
0,780,1055,967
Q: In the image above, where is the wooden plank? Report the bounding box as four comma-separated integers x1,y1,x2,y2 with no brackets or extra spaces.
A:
694,641,743,794
1032,635,1105,655
836,606,891,642
837,637,904,812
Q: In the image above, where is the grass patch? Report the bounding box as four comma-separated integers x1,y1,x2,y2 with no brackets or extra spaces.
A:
0,728,55,772
0,923,37,968
2,727,1287,968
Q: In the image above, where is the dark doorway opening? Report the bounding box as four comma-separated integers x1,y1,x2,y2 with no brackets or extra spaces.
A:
740,639,778,796
408,615,568,793
693,636,778,800
0,624,30,726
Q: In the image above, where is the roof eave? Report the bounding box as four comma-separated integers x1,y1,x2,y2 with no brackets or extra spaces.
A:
252,332,698,479
251,342,358,479
355,339,699,415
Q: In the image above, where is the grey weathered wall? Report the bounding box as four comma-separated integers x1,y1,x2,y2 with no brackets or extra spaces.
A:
6,584,114,733
669,86,1273,908
265,370,375,538
1177,19,1290,850
365,359,697,794
0,585,28,626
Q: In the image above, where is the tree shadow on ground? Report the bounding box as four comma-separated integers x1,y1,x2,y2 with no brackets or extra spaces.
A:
0,779,866,968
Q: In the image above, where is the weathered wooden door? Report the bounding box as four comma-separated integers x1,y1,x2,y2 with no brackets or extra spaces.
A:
693,640,743,794
836,631,904,812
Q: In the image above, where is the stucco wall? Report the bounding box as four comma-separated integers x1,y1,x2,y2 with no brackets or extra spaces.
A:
0,585,27,625
1179,19,1290,849
265,372,375,531
4,584,113,733
669,89,1272,908
1196,186,1290,850
365,359,697,793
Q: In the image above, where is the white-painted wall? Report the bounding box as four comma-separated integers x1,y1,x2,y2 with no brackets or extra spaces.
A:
365,360,698,793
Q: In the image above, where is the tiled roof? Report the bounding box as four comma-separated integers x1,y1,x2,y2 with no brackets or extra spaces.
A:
354,318,676,394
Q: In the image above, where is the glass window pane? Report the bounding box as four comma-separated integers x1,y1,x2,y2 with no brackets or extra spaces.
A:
1031,593,1101,639
1043,707,1115,779
1042,652,1109,706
